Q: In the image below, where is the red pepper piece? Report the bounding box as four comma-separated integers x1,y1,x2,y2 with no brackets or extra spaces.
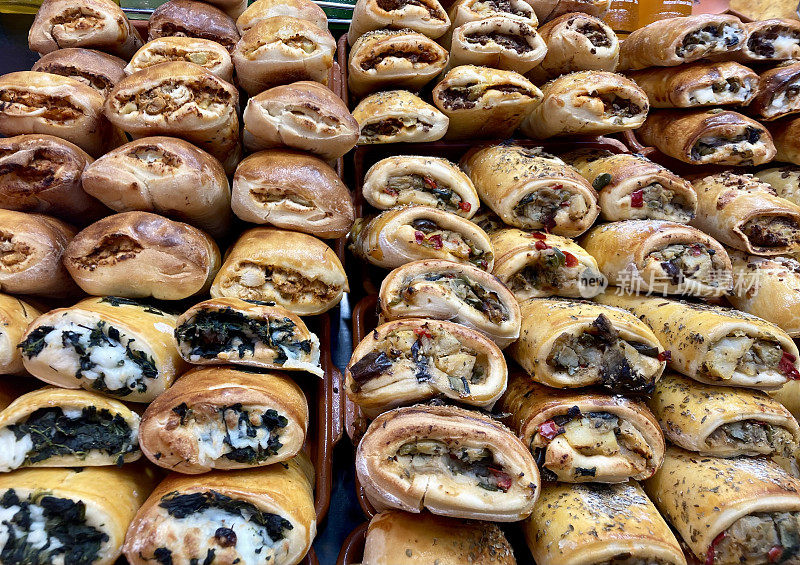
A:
423,176,437,189
458,201,471,212
705,532,726,565
768,546,783,563
657,350,672,363
543,216,557,232
531,232,547,240
538,419,563,441
429,234,443,250
414,231,425,244
631,189,644,208
384,187,398,196
489,466,513,492
779,351,800,380
563,251,579,267
534,240,549,251
414,327,432,339
690,244,704,256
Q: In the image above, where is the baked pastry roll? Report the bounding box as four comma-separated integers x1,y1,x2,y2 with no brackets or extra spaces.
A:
236,0,328,34
139,367,308,473
471,206,506,234
356,404,540,521
80,137,232,238
447,0,538,37
31,48,126,97
461,144,599,236
124,455,316,565
28,0,143,58
126,37,234,82
243,81,359,161
769,116,800,165
520,71,649,138
174,297,322,376
644,447,800,565
231,149,354,239
773,381,800,421
750,62,800,121
509,298,665,392
210,227,348,315
490,228,606,300
353,90,449,144
345,318,507,418
755,165,800,206
0,294,39,375
524,481,686,565
449,17,547,75
362,155,479,217
618,14,746,71
736,18,800,62
349,205,494,270
19,296,186,402
691,172,800,256
529,0,610,22
147,0,240,53
597,293,800,390
431,65,542,140
379,259,521,348
348,29,449,99
639,108,776,166
0,465,158,565
347,0,450,45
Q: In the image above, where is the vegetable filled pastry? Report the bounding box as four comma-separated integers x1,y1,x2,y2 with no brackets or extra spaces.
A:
353,90,449,144
236,0,328,33
532,13,618,81
125,37,234,82
597,294,800,390
0,294,38,375
31,48,126,97
750,62,800,121
490,228,606,300
431,65,542,140
524,481,686,565
755,165,800,206
210,227,348,315
147,0,240,53
644,448,800,565
461,144,599,236
174,297,322,376
124,455,316,565
347,0,449,45
619,14,746,71
345,318,507,418
349,205,494,270
139,367,308,473
449,17,547,75
362,155,479,217
356,404,540,521
379,259,521,348
520,71,649,138
509,299,665,392
580,220,732,296
19,296,186,402
735,18,800,62
0,387,141,472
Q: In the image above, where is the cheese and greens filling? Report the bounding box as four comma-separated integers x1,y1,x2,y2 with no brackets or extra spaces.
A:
706,420,797,456
690,125,763,162
514,187,589,231
689,77,753,105
408,218,493,270
647,243,720,287
748,28,800,58
626,183,694,222
675,24,743,57
742,216,800,250
765,79,800,117
707,512,800,565
702,332,787,382
382,174,467,213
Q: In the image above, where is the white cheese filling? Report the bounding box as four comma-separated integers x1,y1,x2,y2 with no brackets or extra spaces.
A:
0,504,64,565
193,407,282,464
772,34,800,58
0,429,32,473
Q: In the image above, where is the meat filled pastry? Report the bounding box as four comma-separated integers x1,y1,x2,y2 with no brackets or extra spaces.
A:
362,510,516,565
362,155,479,217
147,0,240,53
379,259,521,348
490,228,606,300
0,294,39,375
80,137,232,238
356,404,540,521
625,61,759,108
735,18,800,62
597,293,800,390
0,465,157,565
0,387,141,472
509,299,665,392
347,0,449,45
124,455,315,565
231,149,354,239
125,37,234,82
431,65,542,140
353,90,449,144
520,71,649,138
636,109,775,166
524,481,686,565
568,150,697,223
447,0,538,36
243,81,359,160
345,318,507,418
28,0,143,58
19,296,186,402
237,0,328,33
749,62,800,121
461,144,599,236
349,205,494,270
139,367,308,473
755,165,800,206
528,0,610,22
449,17,547,75
644,447,800,565
769,116,800,165
691,172,800,255
210,227,348,315
174,297,322,376
618,14,745,71
31,48,126,97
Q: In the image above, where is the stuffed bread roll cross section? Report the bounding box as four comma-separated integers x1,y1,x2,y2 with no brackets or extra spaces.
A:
447,0,538,36
125,37,233,82
31,48,126,98
737,18,800,62
750,62,800,122
353,90,449,144
347,0,450,45
449,17,547,75
533,13,618,81
0,294,39,375
356,404,540,521
236,0,328,34
147,0,240,54
530,0,610,22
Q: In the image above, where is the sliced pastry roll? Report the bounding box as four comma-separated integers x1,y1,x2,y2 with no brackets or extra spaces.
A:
31,48,126,97
147,0,240,53
0,294,39,375
449,17,547,75
736,18,800,62
347,0,450,44
532,13,618,81
447,0,538,35
125,37,234,82
353,90,449,144
236,0,328,33
750,62,800,121
755,165,800,206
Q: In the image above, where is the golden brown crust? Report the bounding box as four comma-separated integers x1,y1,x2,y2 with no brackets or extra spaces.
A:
236,0,328,33
31,48,126,97
750,61,800,121
353,89,449,144
449,17,546,75
0,294,40,375
529,0,610,22
126,37,234,82
532,13,617,81
736,19,800,62
768,116,800,165
148,0,240,52
347,0,450,45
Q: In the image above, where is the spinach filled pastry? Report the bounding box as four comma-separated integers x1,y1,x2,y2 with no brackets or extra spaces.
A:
461,144,599,236
379,259,521,348
362,155,479,217
139,367,308,473
124,454,316,565
353,90,449,144
19,296,186,403
755,165,800,206
210,227,348,315
528,0,609,22
750,62,800,121
735,18,800,62
431,65,542,140
345,318,507,418
509,299,666,392
769,116,800,166
0,294,39,376
174,297,322,376
125,37,234,82
524,481,686,565
347,0,450,45
0,387,141,472
349,205,494,270
644,447,800,565
236,0,328,33
356,404,540,521
520,71,649,138
147,0,240,53
596,294,800,390
449,17,547,75
31,48,127,97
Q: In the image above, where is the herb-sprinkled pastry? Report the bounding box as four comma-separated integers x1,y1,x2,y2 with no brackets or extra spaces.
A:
532,13,618,81
448,0,538,34
353,90,449,144
449,17,547,75
347,0,449,45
